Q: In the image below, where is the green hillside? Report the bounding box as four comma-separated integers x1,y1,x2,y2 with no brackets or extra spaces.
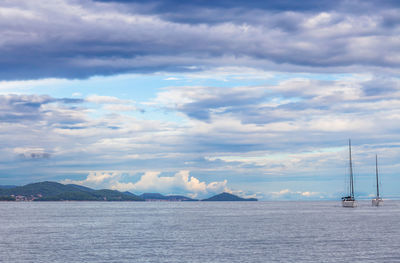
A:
202,192,257,201
0,182,258,202
0,181,144,201
140,193,198,201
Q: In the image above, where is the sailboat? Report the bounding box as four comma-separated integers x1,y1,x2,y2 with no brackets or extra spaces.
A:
372,154,383,206
342,139,357,207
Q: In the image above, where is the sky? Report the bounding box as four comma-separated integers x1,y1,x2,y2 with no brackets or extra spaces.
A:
0,0,399,200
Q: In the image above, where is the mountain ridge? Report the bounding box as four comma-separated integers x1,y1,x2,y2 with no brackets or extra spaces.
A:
0,181,143,201
140,193,198,201
0,181,257,202
202,192,258,201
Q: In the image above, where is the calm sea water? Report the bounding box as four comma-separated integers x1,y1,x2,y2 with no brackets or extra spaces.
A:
0,201,399,262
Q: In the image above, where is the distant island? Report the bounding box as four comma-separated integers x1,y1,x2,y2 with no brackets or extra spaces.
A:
201,192,257,201
0,181,257,202
0,181,143,201
139,193,198,201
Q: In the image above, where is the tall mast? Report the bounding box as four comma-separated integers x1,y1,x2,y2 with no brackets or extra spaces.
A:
376,154,380,198
349,139,354,198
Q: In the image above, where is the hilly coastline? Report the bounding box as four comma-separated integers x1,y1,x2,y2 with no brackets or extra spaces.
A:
202,192,257,201
0,181,143,201
0,181,257,202
140,193,198,201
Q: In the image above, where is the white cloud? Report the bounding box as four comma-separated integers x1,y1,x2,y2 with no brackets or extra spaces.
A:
268,189,321,200
112,170,230,197
0,78,69,93
103,104,138,112
13,147,46,155
61,170,231,198
85,171,119,184
86,94,142,112
61,171,120,185
86,95,131,105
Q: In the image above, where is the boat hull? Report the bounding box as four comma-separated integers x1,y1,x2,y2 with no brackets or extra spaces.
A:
342,200,357,207
372,198,383,206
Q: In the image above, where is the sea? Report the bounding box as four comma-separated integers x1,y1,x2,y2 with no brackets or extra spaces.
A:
0,201,399,263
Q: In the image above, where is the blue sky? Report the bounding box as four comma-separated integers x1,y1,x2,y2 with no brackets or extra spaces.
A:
0,0,399,200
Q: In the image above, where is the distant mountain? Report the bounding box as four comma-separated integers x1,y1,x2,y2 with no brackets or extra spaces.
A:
0,181,144,201
0,181,74,197
66,184,95,192
123,191,138,197
0,182,257,202
0,185,18,189
166,195,198,201
202,192,257,201
140,193,166,200
0,196,15,201
140,193,198,201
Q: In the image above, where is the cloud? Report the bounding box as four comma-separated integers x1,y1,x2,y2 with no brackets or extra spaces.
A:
0,0,399,79
86,95,131,104
61,170,230,198
121,170,228,197
1,74,400,191
86,94,142,112
152,85,272,122
268,189,321,200
152,76,400,137
150,78,394,151
0,94,85,124
1,75,400,198
14,147,51,160
86,171,120,184
93,1,400,24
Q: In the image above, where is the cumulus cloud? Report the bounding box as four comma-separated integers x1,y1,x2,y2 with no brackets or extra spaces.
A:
62,171,119,185
61,170,230,198
0,0,399,79
85,171,120,184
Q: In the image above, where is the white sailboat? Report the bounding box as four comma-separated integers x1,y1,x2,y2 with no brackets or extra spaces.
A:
372,154,383,206
342,139,357,207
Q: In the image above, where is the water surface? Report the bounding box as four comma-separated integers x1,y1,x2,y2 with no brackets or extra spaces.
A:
0,201,399,262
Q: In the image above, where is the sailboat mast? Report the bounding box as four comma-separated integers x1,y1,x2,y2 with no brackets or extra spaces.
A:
349,139,354,198
376,154,380,198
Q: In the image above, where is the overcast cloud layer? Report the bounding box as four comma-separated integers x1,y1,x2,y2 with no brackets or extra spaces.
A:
1,0,400,79
0,0,399,199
